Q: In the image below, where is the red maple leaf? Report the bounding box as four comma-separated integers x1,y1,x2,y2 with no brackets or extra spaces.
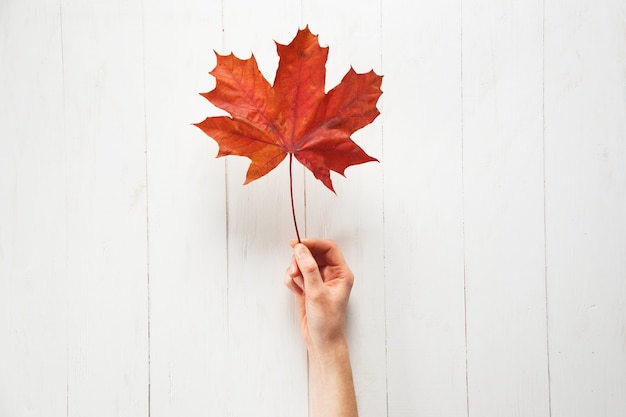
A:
194,26,382,240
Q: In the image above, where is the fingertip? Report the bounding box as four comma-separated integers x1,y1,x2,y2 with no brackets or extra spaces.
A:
287,256,299,276
288,285,303,296
294,275,304,291
285,266,293,280
284,273,303,295
291,238,319,248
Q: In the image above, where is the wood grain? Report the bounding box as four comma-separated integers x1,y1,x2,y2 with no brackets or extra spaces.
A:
143,0,229,416
61,1,149,415
382,1,468,416
462,0,551,416
545,1,626,416
0,2,67,416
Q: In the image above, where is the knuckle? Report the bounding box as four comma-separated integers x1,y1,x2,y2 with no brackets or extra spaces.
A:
307,289,326,304
300,259,318,275
346,275,354,287
343,272,355,290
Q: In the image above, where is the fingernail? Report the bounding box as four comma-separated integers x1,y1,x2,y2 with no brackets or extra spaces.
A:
295,244,307,259
289,264,296,274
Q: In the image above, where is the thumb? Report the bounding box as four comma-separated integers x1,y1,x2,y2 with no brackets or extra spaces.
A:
293,243,323,292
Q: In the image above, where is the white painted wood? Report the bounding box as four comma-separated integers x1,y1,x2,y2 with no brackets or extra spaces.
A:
0,2,67,416
382,1,468,416
220,2,309,416
461,0,551,416
1,1,626,416
302,3,387,416
60,1,149,415
544,1,626,416
142,1,229,416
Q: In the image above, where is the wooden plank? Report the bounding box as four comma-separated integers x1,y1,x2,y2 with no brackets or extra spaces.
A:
461,0,550,415
382,1,467,416
0,2,67,416
142,1,229,416
220,2,308,416
6,2,626,416
302,4,387,416
544,1,626,416
61,1,149,415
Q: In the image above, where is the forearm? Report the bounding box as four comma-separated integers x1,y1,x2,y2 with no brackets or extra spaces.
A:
308,337,358,417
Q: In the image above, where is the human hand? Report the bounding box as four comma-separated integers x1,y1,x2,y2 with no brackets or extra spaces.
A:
284,239,354,352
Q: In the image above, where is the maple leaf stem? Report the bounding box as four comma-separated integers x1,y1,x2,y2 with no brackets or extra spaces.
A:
289,153,302,243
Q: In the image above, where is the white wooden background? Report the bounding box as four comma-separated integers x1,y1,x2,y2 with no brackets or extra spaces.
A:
1,0,625,416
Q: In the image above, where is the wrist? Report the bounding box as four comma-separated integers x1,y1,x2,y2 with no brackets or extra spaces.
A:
307,334,349,362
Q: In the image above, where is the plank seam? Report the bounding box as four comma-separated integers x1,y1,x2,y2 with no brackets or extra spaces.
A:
541,0,553,415
460,1,471,415
139,1,152,415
